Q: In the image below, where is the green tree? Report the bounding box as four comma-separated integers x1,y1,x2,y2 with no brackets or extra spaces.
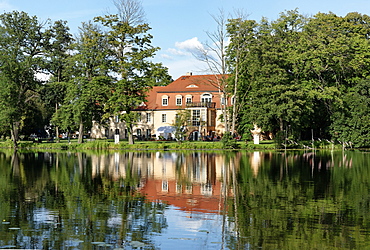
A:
40,82,69,141
171,109,191,142
0,11,49,148
41,20,73,141
227,17,258,138
95,0,170,145
230,10,311,138
230,10,370,145
331,78,370,147
292,12,370,140
58,22,112,143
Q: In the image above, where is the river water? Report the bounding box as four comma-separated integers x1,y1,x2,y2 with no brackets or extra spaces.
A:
0,150,369,249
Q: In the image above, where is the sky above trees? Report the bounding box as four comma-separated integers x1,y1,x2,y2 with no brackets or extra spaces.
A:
2,0,370,79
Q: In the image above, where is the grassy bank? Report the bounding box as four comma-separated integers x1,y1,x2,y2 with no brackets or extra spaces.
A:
0,138,350,151
0,139,278,151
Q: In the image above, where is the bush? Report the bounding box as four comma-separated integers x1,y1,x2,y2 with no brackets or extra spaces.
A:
221,132,239,149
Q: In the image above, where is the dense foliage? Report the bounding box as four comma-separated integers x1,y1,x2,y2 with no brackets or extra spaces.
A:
227,10,370,147
0,11,53,148
0,7,170,147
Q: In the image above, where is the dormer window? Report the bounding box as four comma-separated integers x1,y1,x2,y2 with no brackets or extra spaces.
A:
162,95,168,106
186,84,198,88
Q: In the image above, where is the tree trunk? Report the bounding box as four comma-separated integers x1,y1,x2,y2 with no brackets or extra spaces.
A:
55,103,60,143
11,121,20,149
56,126,60,143
78,121,84,143
128,123,134,145
220,89,229,134
279,117,284,132
231,59,239,135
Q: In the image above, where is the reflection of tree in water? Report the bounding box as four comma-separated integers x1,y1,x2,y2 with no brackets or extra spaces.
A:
0,151,168,249
232,150,370,249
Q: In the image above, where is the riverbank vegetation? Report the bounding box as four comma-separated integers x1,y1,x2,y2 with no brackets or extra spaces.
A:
228,10,370,148
0,138,353,151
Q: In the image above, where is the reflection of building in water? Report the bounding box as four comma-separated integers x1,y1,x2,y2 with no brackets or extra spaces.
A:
90,152,236,214
91,152,155,180
250,151,262,177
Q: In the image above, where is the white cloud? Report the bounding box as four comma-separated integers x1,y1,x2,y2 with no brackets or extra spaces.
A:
167,48,188,56
158,53,173,60
175,37,204,54
157,37,206,62
155,37,212,79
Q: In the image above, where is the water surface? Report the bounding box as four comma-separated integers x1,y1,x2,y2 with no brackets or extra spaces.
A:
0,150,369,249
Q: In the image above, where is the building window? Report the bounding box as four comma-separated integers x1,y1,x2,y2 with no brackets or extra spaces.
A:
201,183,213,196
146,113,151,123
201,93,212,103
146,129,151,138
176,97,182,106
162,98,168,106
201,109,206,122
162,95,168,106
137,113,142,122
192,110,200,126
162,180,168,192
186,95,192,103
136,129,142,138
162,113,167,123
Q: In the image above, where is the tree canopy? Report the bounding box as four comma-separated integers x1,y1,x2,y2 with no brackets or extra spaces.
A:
227,10,370,147
0,11,53,148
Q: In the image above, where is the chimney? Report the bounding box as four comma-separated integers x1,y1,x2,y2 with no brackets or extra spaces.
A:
186,72,192,76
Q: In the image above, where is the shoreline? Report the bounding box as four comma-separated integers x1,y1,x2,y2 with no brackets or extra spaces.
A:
0,139,360,151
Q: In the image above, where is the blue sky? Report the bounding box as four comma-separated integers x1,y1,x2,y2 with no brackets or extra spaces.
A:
1,0,370,79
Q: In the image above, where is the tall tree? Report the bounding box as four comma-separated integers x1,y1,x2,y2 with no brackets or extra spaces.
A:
230,10,310,138
57,22,112,143
113,0,146,26
41,20,73,142
230,10,370,146
193,10,231,135
331,78,370,147
0,11,48,148
227,16,258,136
95,0,170,144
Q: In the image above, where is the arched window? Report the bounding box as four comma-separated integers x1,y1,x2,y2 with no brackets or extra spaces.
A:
176,95,182,106
201,93,212,103
162,95,169,106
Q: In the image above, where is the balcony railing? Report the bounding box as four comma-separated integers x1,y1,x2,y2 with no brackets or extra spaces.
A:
186,102,216,108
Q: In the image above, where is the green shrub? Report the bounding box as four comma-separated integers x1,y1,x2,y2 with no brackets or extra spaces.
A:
221,132,239,149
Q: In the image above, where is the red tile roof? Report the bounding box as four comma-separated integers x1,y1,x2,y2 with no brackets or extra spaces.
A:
159,74,227,93
142,74,228,110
